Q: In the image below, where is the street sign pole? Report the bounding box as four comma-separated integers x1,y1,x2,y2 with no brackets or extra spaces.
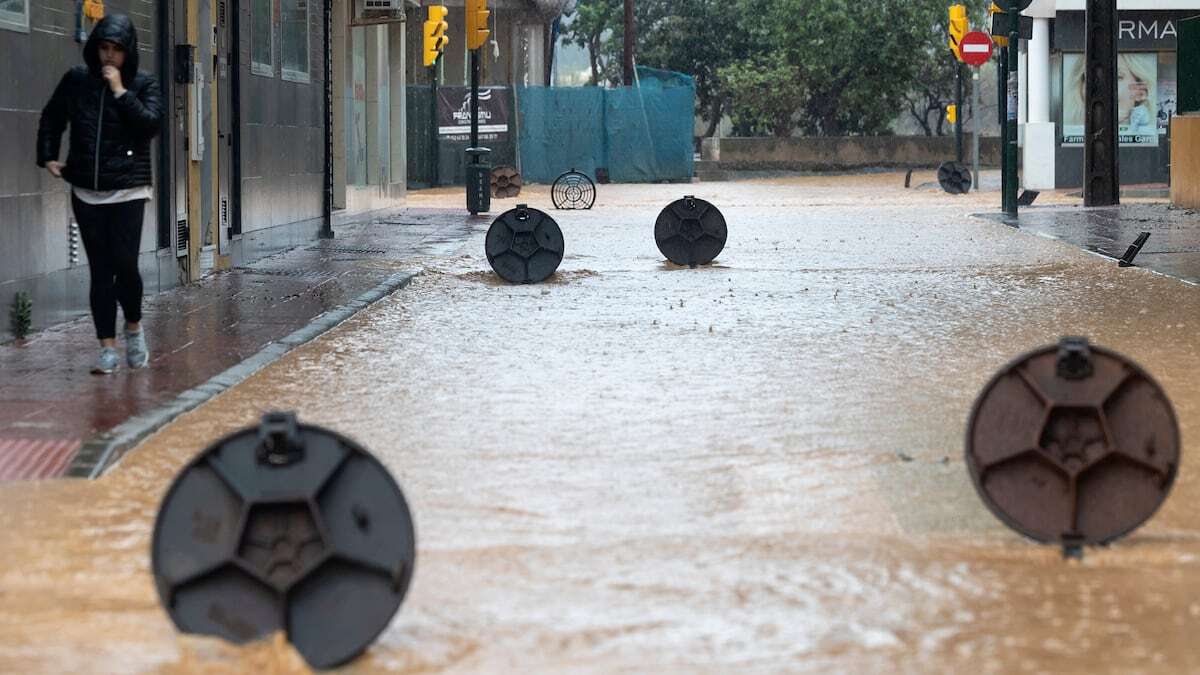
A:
1005,0,1020,216
973,70,981,191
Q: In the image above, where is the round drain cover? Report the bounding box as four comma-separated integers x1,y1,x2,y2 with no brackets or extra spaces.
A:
654,196,727,267
966,338,1179,546
152,412,416,669
551,169,596,210
485,204,565,284
937,161,973,194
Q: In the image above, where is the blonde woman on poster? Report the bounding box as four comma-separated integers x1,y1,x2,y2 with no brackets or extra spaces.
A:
1062,52,1158,145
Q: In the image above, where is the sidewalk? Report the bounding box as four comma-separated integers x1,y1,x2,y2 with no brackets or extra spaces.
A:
984,201,1200,285
0,204,481,481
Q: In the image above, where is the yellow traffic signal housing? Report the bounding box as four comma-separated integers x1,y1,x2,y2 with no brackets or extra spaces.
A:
989,2,1009,47
465,0,490,50
947,104,958,124
423,5,449,68
948,4,969,62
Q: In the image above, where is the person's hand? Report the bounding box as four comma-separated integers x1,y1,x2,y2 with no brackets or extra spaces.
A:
101,65,126,96
46,161,64,178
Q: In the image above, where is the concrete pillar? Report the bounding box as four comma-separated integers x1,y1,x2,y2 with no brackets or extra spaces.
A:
331,0,347,208
1023,17,1056,190
365,26,382,185
389,21,407,194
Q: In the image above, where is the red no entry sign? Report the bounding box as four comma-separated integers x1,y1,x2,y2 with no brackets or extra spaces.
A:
959,31,994,66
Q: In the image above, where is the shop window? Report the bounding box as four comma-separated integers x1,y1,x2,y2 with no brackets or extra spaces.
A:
281,0,309,83
252,0,275,76
0,0,30,33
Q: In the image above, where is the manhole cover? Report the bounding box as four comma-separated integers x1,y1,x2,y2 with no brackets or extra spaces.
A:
654,196,727,267
966,337,1179,547
152,412,416,669
938,161,973,194
485,204,565,284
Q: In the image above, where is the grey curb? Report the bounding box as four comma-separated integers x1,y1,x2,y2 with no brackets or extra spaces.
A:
66,269,422,479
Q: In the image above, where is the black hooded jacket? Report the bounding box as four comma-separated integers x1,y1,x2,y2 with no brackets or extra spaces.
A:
37,14,163,191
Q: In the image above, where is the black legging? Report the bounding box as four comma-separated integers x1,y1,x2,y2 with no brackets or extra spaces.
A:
72,194,146,340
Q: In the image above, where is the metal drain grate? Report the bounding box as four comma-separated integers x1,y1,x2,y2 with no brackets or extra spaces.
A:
304,245,388,254
237,268,338,279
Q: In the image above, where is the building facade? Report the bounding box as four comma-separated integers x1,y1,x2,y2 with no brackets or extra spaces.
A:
1022,0,1200,189
0,0,411,340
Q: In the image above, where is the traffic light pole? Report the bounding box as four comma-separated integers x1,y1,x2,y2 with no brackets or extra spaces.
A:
955,63,964,163
470,49,479,149
1005,0,1020,216
430,55,439,188
998,51,1009,212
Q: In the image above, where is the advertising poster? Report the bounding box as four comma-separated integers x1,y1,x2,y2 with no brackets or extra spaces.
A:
1062,52,1158,146
1158,55,1177,134
437,87,510,142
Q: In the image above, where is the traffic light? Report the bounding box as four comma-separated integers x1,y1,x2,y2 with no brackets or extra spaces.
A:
423,5,449,68
948,4,968,62
947,104,958,124
989,2,1009,47
465,0,490,51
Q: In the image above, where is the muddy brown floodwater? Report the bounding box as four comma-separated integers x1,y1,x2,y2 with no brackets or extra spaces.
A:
4,175,1200,674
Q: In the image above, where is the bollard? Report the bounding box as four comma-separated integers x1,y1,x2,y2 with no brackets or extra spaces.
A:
966,338,1179,555
551,169,596,210
151,412,417,669
485,204,565,284
654,196,727,268
937,161,973,194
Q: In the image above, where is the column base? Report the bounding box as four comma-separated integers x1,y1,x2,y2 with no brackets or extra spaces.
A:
1022,122,1056,190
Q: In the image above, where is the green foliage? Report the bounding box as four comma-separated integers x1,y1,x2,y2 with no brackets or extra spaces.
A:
635,0,753,133
560,0,623,86
718,55,806,138
9,291,32,340
563,0,964,137
730,0,946,136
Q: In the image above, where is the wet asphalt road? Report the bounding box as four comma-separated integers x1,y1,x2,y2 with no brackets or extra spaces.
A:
3,174,1200,673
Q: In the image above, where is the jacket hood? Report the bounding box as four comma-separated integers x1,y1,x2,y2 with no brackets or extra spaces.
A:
83,14,139,81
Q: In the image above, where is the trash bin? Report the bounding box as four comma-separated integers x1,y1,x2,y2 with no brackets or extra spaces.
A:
466,147,491,215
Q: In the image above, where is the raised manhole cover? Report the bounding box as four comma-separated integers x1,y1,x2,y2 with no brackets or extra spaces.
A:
654,196,727,267
966,337,1179,547
152,412,416,669
485,204,565,284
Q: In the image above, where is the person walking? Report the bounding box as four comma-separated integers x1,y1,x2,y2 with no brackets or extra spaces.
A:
37,14,163,374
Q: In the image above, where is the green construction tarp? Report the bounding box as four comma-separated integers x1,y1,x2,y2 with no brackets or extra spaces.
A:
516,66,695,184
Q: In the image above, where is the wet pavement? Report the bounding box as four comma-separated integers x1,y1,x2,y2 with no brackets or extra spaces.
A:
1003,202,1200,285
0,209,476,480
4,174,1200,672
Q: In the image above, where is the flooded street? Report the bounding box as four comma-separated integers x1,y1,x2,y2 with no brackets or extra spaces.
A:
4,175,1200,673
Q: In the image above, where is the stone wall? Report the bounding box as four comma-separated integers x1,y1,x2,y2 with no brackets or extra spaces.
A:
706,136,1003,171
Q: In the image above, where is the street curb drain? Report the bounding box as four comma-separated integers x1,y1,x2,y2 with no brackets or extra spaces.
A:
66,270,422,479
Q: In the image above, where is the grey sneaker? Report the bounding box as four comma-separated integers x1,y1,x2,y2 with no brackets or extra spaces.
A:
92,347,120,374
125,329,150,369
